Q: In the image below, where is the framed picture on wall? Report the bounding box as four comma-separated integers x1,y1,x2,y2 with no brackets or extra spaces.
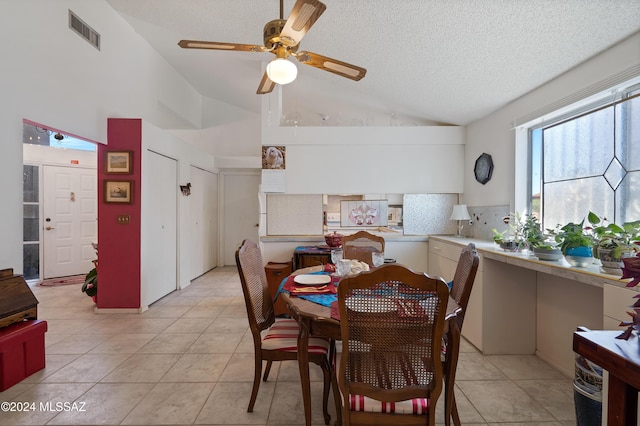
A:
340,200,388,227
105,151,133,174
104,180,133,204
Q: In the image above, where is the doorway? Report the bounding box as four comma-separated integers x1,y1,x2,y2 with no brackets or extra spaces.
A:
22,120,98,281
222,172,260,265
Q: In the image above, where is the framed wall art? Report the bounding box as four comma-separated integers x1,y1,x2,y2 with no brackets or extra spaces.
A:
104,180,133,204
340,200,388,227
105,151,133,174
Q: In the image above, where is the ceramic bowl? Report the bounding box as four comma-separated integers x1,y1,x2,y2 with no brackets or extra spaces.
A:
533,248,563,261
324,232,344,247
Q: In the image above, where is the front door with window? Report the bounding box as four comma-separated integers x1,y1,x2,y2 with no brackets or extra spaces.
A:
43,165,97,279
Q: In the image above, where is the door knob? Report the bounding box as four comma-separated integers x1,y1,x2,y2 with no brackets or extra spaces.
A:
45,226,55,230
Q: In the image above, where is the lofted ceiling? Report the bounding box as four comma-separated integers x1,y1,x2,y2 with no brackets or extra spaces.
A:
106,0,640,127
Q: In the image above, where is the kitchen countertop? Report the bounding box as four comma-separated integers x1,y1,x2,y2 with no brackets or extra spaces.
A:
430,235,637,291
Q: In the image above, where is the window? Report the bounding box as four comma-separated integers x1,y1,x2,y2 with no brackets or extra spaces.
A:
528,84,640,230
23,165,39,280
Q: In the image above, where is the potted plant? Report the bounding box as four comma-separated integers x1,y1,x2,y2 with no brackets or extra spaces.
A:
492,212,551,254
82,260,98,302
523,215,564,261
588,212,640,275
554,220,594,267
492,212,528,252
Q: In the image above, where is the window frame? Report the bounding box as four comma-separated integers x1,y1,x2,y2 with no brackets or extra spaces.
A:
515,78,640,228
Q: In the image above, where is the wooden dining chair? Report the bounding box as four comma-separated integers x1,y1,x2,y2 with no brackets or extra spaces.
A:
442,243,479,426
235,239,333,422
336,263,449,426
342,230,385,266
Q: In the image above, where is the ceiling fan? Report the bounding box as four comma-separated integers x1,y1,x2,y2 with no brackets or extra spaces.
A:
178,0,366,94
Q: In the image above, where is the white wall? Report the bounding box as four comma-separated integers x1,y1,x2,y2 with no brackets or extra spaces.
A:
261,92,466,194
464,32,640,208
0,0,249,273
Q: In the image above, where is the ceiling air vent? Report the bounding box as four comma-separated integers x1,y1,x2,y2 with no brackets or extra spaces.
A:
68,10,100,50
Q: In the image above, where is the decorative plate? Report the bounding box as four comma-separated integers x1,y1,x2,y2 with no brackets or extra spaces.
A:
293,274,332,286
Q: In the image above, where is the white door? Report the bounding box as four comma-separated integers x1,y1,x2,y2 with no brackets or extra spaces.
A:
142,151,178,306
189,166,218,279
43,165,97,279
223,172,260,265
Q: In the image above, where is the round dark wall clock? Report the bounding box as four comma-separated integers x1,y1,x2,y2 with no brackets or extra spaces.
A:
474,153,494,185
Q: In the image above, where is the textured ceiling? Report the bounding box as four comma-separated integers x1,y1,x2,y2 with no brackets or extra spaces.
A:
106,0,640,126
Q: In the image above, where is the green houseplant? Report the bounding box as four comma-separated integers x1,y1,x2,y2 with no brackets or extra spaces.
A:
82,262,97,300
587,212,640,274
522,214,564,261
554,220,594,267
492,212,550,254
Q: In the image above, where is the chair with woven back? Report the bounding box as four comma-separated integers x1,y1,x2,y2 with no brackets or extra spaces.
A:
336,263,450,426
342,230,385,267
235,239,334,423
442,243,479,426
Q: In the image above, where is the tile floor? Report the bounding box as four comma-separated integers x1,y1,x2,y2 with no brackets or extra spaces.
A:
1,266,578,425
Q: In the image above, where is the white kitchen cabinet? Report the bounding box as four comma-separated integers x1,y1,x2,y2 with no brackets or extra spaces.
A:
603,283,636,326
428,238,484,350
427,239,458,280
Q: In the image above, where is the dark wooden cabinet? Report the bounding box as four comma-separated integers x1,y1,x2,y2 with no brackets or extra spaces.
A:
265,261,293,316
294,246,332,270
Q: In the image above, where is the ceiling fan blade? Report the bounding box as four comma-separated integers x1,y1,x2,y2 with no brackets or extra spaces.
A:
178,40,268,53
279,0,326,47
257,72,276,94
294,51,367,81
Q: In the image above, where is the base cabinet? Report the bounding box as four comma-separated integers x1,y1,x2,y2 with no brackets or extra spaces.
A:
428,239,483,350
265,261,293,316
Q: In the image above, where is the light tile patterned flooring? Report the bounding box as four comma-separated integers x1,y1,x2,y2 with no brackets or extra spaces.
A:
1,266,577,425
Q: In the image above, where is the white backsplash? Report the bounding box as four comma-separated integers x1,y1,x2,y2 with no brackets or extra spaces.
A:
402,194,459,235
467,205,510,240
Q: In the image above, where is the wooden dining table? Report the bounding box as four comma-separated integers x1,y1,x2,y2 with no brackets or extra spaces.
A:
280,265,462,426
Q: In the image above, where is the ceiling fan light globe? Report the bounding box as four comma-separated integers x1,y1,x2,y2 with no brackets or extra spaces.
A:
266,58,297,85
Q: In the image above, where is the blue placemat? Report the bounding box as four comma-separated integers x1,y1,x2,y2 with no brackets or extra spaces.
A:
298,293,337,307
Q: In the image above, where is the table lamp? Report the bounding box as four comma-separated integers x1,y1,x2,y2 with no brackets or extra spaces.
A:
450,204,471,237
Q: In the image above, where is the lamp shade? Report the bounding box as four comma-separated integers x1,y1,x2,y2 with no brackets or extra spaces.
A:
450,204,471,221
266,58,297,85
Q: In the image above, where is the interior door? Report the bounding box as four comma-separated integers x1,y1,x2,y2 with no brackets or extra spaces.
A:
189,166,218,278
43,165,97,279
223,172,260,265
142,150,178,306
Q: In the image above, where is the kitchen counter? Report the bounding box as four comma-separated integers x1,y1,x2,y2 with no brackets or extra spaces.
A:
430,235,634,290
260,233,430,272
428,235,638,377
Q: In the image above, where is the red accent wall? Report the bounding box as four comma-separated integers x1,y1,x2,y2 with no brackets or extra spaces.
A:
97,119,142,309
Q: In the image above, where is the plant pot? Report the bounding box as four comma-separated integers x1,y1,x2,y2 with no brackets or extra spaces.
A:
597,248,635,276
533,247,563,261
499,241,520,252
565,246,593,267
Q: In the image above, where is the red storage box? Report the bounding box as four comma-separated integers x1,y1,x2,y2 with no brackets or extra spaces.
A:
0,320,47,391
